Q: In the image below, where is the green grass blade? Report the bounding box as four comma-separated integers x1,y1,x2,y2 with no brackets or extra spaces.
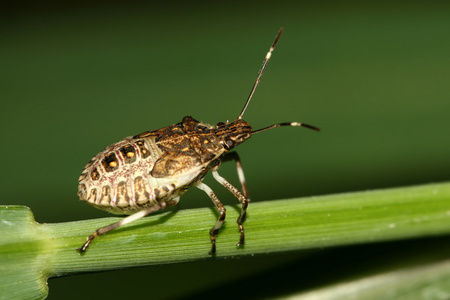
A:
288,260,450,300
1,182,450,299
0,206,49,300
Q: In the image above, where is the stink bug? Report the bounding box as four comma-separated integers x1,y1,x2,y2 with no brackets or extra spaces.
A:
77,27,319,254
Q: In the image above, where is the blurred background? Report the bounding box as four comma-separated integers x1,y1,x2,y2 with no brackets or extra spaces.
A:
2,1,450,299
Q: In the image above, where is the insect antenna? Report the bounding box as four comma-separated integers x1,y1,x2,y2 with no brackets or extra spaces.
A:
238,27,284,120
252,122,320,134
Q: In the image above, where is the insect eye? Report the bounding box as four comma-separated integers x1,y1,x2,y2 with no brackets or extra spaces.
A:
223,139,234,150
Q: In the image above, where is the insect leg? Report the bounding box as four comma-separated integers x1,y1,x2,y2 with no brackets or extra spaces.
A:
211,168,249,248
78,198,179,253
194,181,225,255
222,151,250,199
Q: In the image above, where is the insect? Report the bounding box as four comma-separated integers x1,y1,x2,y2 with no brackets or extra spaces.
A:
77,27,319,255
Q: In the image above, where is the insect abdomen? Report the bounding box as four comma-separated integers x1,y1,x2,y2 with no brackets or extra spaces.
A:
78,137,164,214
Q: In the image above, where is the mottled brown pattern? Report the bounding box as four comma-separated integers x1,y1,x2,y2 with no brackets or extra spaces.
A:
151,152,201,178
79,137,163,213
134,126,172,139
90,168,100,181
120,144,137,164
88,188,97,203
134,176,150,204
101,153,119,172
99,185,111,206
116,181,129,207
78,173,87,182
150,116,226,178
79,114,253,210
78,183,87,199
214,119,252,150
135,140,151,158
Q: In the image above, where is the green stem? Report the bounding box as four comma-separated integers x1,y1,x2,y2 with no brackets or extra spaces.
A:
2,182,450,299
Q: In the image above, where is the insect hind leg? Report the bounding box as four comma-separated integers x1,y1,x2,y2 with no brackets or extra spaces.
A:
211,168,249,248
77,198,178,253
194,181,225,255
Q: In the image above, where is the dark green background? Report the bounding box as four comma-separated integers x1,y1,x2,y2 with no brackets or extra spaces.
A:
2,1,450,299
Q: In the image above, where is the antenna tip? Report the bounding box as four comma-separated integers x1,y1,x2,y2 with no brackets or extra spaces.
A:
291,122,320,131
303,123,321,131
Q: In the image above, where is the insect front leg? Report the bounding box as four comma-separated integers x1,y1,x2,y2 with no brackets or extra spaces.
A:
220,152,250,247
222,151,250,199
211,169,249,249
78,198,179,253
194,181,225,255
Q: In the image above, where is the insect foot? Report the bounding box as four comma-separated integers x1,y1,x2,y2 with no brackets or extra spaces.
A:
77,27,319,255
